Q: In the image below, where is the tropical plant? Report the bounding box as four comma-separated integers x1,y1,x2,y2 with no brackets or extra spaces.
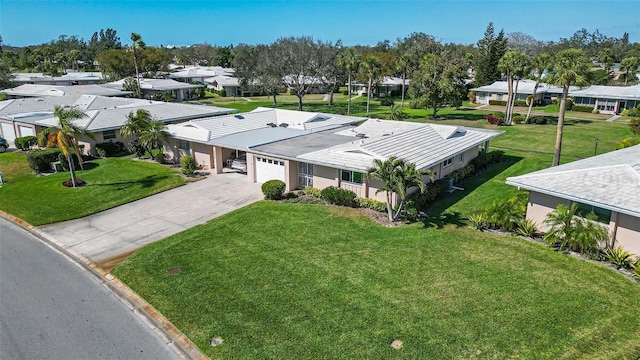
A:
620,56,639,85
120,109,168,158
367,156,433,222
468,212,489,230
359,55,383,116
632,260,640,279
130,32,145,96
545,49,590,166
498,50,530,125
483,193,526,232
388,105,407,121
37,106,93,187
396,54,412,107
605,247,634,270
543,203,608,253
180,155,197,175
516,218,538,238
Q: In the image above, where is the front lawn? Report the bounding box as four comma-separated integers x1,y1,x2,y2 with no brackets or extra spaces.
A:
0,152,185,225
113,201,640,359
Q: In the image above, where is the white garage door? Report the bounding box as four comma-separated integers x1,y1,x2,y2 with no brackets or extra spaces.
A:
255,156,285,184
18,125,34,137
1,122,16,141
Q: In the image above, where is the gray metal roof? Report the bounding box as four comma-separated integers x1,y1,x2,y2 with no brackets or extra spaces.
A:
569,85,640,101
251,128,356,158
212,127,311,151
506,145,640,218
470,80,579,95
0,84,129,97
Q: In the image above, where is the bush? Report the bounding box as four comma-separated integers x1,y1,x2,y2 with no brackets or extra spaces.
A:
468,212,489,230
27,148,63,173
514,100,527,107
342,90,349,95
572,105,595,113
529,116,548,125
320,186,357,207
127,139,146,158
605,247,634,270
565,98,574,111
467,91,476,103
470,150,504,171
489,100,507,106
95,141,126,157
303,186,322,198
630,119,640,136
155,152,166,164
516,218,538,238
57,152,81,172
215,89,227,97
445,163,475,184
511,114,524,124
486,114,503,125
591,108,599,114
380,97,394,106
358,197,387,212
180,155,197,175
408,100,421,109
14,136,37,151
261,180,286,200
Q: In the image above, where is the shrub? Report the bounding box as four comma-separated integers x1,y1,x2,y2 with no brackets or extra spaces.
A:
180,155,197,175
320,186,357,207
95,141,126,157
530,116,548,125
26,148,63,173
96,147,107,158
565,98,574,110
492,111,505,120
446,163,475,184
467,91,476,103
572,105,595,113
591,108,599,114
380,97,394,106
408,179,449,211
516,218,538,238
261,180,286,200
408,100,421,109
57,152,81,172
486,114,503,125
630,119,640,136
14,136,37,150
511,114,524,124
514,100,527,107
632,261,640,279
468,212,489,230
616,137,640,149
127,139,146,158
605,247,634,270
358,197,387,212
482,193,527,232
470,150,504,171
303,186,322,198
215,89,227,97
342,90,349,95
155,152,166,164
489,100,507,106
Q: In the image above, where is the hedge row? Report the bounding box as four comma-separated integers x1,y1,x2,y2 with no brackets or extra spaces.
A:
26,148,62,173
95,141,127,157
572,105,595,113
14,136,37,150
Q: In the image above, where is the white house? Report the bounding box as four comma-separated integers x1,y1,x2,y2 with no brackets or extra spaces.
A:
570,85,640,114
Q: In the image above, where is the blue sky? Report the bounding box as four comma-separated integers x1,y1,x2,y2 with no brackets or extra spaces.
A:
1,0,639,47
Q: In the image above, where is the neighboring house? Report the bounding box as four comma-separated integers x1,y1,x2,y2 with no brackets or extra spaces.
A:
506,145,640,257
0,95,232,155
1,84,131,99
104,78,203,101
348,77,409,97
205,75,243,97
282,75,326,94
168,66,235,84
165,107,502,203
470,80,577,106
570,85,640,115
11,71,104,86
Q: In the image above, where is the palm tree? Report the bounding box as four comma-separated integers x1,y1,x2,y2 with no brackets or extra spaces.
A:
508,53,530,125
360,56,383,117
388,105,407,121
543,203,608,253
620,56,639,85
130,33,145,97
367,156,433,222
525,53,552,123
37,106,93,187
120,109,153,157
498,50,529,125
545,49,590,166
397,54,413,107
139,119,170,157
337,48,361,115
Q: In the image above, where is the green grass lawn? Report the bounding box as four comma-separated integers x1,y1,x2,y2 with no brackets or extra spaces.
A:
113,202,640,359
0,152,185,225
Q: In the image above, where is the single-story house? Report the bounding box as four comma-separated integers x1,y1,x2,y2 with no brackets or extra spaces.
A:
11,71,104,86
570,85,640,115
168,66,235,84
470,80,578,106
348,77,409,97
0,84,131,99
165,107,502,203
104,78,203,101
506,145,640,257
0,94,232,154
204,75,242,97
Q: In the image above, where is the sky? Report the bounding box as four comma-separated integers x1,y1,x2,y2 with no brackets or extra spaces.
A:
1,0,639,48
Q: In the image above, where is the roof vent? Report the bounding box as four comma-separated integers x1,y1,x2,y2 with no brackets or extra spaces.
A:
356,133,367,138
267,122,277,127
234,115,244,119
279,123,289,128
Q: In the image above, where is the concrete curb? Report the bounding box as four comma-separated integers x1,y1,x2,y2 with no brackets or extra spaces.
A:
0,210,209,360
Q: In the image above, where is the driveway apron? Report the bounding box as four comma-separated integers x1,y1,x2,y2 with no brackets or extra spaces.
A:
39,172,263,269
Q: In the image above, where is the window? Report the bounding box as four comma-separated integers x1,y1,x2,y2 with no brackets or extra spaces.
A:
340,169,363,184
179,139,190,152
103,130,116,140
496,94,503,100
458,153,464,164
443,157,453,167
574,202,612,224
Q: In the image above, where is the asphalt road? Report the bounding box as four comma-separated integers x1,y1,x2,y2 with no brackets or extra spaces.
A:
0,219,179,360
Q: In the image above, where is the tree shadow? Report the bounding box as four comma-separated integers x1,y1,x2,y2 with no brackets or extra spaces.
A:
85,174,169,190
439,113,488,121
80,162,100,170
420,211,465,229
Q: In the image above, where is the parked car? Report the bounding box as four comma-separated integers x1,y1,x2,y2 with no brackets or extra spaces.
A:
231,155,247,173
0,137,8,153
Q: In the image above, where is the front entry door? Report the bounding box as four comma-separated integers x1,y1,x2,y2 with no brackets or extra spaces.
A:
298,162,313,189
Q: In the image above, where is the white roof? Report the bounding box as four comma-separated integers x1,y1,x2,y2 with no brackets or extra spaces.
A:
506,145,640,218
349,76,409,87
471,80,577,95
205,75,240,87
11,72,104,83
105,78,202,91
1,84,130,97
569,85,640,101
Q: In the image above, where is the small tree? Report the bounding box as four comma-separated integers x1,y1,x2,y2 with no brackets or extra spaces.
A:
180,155,197,175
543,203,608,254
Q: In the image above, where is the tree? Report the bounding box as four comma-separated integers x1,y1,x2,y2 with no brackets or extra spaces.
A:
499,50,530,125
37,106,93,187
337,48,361,115
620,56,639,85
525,53,552,123
359,55,383,116
396,54,412,107
120,109,168,157
546,48,590,166
367,156,433,222
96,49,135,79
408,54,467,118
317,41,342,106
388,105,407,120
130,33,145,96
272,36,322,111
475,22,507,86
506,32,543,57
140,46,170,77
0,59,14,89
138,119,170,156
597,48,615,70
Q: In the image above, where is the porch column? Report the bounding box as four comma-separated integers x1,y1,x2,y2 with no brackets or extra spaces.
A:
213,146,224,174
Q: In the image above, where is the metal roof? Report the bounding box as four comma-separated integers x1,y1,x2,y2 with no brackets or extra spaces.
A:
251,128,356,158
506,145,640,218
470,80,579,95
569,85,640,101
0,84,130,98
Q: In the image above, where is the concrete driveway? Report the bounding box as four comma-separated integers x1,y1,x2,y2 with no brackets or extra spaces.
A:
39,172,263,270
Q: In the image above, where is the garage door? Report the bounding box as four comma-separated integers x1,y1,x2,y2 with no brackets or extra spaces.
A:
254,156,285,184
1,122,16,141
18,125,34,137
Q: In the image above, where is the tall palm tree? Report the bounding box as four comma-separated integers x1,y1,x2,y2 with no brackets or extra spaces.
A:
360,56,382,117
525,53,552,123
498,50,529,125
37,106,93,187
367,156,433,222
337,48,361,115
139,120,170,156
508,52,530,125
620,56,639,85
130,33,145,97
546,48,590,166
397,54,413,107
121,109,153,157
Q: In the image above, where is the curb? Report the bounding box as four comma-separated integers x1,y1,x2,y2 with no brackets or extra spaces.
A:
0,210,209,360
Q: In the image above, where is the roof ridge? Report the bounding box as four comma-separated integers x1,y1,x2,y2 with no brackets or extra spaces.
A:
514,163,640,179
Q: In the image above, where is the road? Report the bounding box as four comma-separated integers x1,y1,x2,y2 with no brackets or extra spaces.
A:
0,218,179,360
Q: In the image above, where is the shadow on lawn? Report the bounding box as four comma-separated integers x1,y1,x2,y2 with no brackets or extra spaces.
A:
86,174,170,190
421,154,525,228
